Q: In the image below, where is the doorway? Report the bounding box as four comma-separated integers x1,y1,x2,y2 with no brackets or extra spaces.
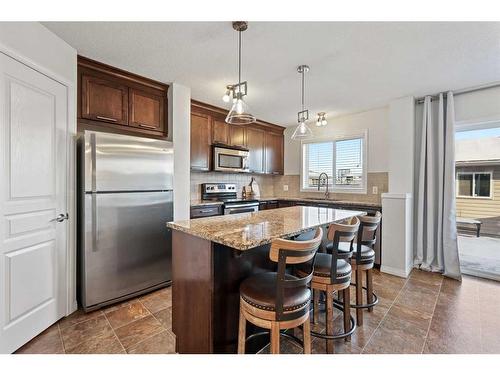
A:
455,123,500,281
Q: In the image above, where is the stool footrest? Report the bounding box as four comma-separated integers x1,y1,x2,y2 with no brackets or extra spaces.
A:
246,330,304,351
310,298,357,340
334,283,379,309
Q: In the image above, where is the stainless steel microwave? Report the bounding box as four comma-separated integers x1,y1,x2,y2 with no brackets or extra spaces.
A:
213,145,250,173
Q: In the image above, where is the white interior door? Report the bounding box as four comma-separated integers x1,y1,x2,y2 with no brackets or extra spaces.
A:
0,52,68,353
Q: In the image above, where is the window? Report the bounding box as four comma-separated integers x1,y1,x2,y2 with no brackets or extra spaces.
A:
301,133,367,193
456,172,492,198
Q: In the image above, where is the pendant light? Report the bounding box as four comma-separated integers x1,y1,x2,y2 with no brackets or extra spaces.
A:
291,65,313,140
316,112,327,127
225,21,256,125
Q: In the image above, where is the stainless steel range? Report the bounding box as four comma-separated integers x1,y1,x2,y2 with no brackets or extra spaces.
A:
202,183,259,215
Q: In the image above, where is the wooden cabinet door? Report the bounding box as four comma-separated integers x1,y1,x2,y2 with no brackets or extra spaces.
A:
129,88,165,132
191,112,212,171
228,124,246,148
212,119,229,145
246,127,265,173
81,74,128,125
265,132,284,175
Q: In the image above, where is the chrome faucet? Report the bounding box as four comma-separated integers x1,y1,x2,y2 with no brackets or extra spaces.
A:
318,172,330,199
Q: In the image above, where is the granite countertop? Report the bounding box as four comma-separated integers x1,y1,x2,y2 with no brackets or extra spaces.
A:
167,206,366,251
190,196,381,208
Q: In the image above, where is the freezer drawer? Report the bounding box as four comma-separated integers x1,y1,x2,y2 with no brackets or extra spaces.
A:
84,131,173,192
82,191,173,308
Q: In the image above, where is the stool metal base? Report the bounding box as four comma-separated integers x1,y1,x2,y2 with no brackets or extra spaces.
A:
310,297,356,340
333,282,379,310
246,330,304,353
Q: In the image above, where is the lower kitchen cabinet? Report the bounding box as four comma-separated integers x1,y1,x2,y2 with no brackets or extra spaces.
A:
190,205,222,219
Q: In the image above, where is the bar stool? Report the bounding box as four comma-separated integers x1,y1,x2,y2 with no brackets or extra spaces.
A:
238,227,323,354
336,212,382,326
296,217,360,354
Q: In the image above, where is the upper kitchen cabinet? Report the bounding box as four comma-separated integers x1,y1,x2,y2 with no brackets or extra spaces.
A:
81,74,129,125
212,119,229,145
129,88,165,133
190,109,212,171
190,100,285,175
246,127,265,173
78,56,168,138
228,124,246,148
265,131,284,175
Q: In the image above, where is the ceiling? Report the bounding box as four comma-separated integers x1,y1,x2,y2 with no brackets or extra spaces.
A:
43,22,500,126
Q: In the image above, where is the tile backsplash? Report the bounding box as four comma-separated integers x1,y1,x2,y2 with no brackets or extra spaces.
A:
190,172,276,200
190,171,388,203
273,173,388,204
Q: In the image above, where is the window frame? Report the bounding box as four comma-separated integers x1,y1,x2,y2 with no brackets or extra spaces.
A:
300,130,368,194
456,171,493,199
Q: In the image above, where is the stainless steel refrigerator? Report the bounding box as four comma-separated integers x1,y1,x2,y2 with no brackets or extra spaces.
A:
77,130,173,311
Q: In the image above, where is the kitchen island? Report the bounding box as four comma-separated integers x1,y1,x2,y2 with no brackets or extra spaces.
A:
167,206,365,353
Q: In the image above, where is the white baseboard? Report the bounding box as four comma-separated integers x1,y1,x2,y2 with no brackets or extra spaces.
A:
380,265,411,278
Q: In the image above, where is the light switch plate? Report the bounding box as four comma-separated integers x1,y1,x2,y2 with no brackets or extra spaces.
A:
283,185,289,191
372,186,378,194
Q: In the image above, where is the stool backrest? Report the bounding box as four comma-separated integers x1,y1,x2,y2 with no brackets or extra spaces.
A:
326,217,360,284
269,227,323,321
354,211,382,262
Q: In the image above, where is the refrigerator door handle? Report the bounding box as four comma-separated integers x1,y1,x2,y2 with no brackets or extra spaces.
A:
91,193,99,252
90,133,97,192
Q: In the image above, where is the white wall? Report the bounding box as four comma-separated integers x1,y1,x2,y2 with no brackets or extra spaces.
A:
454,86,500,126
283,107,389,175
0,22,77,313
388,96,415,194
170,84,191,221
382,96,415,278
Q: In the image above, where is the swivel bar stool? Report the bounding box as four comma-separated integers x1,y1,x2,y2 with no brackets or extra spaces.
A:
296,217,360,354
336,212,382,326
238,227,323,354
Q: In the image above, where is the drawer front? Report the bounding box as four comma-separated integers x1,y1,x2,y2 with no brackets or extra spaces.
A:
190,205,222,218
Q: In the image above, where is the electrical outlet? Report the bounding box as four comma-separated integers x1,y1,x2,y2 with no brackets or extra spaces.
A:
372,186,378,195
283,185,289,192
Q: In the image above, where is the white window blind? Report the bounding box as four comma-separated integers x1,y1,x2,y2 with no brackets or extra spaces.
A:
302,134,367,192
335,138,363,186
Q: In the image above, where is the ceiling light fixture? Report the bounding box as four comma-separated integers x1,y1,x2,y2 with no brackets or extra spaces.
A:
291,65,313,140
316,112,327,127
222,85,234,103
225,21,256,125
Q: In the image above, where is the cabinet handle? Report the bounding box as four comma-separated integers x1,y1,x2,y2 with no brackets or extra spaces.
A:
138,123,157,129
96,115,118,122
199,209,216,213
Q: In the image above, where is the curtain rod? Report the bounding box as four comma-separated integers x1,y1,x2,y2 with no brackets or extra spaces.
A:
415,81,500,104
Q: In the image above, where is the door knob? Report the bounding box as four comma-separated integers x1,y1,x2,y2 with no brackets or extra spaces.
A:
51,213,69,222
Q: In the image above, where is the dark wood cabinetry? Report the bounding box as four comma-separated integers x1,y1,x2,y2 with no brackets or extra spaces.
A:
190,100,285,175
190,205,222,219
265,132,284,175
78,56,168,138
129,88,165,132
228,125,246,148
81,74,129,125
245,127,265,173
212,119,229,145
190,111,212,171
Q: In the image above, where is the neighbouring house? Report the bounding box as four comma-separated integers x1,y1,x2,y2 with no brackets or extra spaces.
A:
456,136,500,236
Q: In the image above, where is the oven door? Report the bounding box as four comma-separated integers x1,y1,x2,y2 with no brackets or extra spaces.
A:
214,147,249,173
224,204,259,215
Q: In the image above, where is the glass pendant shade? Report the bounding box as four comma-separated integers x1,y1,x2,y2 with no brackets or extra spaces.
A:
291,120,313,140
225,94,256,125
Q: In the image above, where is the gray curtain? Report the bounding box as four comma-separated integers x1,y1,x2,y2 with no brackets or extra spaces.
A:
414,92,461,279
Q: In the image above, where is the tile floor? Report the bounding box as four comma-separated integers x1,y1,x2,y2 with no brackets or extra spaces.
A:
15,269,500,354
